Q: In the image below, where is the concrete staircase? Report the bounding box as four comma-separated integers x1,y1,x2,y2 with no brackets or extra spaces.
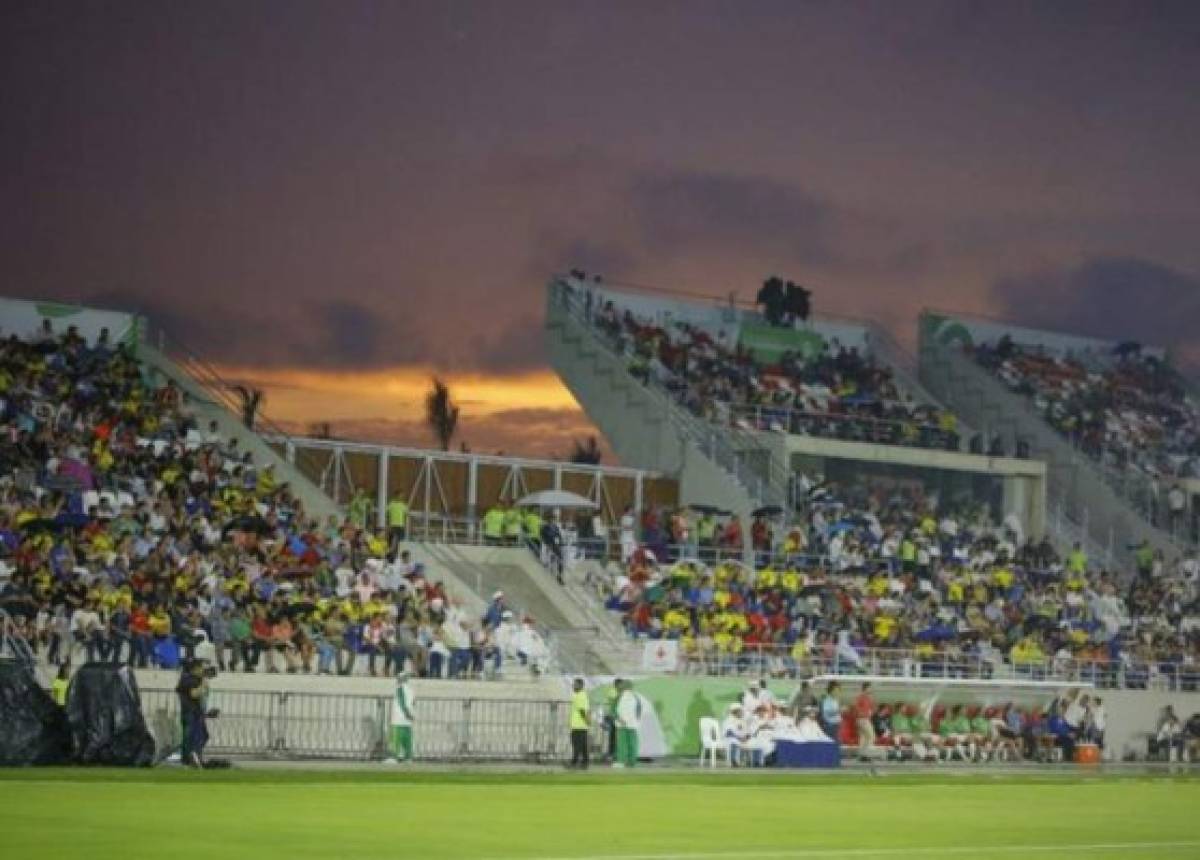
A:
414,543,628,675
138,342,339,522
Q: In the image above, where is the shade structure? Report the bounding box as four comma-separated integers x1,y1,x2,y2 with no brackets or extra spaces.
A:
516,490,598,509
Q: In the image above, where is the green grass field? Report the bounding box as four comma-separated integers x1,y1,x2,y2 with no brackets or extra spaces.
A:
2,768,1199,860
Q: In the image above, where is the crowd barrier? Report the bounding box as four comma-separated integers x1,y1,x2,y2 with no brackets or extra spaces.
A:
139,688,567,762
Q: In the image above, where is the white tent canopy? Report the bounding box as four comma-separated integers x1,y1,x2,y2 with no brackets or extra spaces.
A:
516,490,598,509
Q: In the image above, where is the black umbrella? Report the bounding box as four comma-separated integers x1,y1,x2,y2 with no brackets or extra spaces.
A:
752,505,784,518
19,518,65,535
222,515,271,536
689,504,731,516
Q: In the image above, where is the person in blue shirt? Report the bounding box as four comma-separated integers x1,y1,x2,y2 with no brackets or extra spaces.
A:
1047,702,1075,761
819,680,842,741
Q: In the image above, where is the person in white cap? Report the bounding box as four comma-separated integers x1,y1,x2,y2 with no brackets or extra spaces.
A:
494,609,519,672
387,670,415,764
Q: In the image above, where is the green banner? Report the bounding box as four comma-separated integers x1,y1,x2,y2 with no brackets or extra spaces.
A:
738,322,827,363
592,677,804,757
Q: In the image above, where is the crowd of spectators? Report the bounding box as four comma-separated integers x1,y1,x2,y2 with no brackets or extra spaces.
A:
588,296,961,451
593,475,1200,688
0,323,551,679
975,336,1199,539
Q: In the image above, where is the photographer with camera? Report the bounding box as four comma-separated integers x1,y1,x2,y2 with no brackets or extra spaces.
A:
176,658,219,768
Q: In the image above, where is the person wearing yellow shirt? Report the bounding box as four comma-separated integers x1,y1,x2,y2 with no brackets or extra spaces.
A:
992,567,1014,589
867,574,888,598
503,507,523,545
780,569,801,594
713,589,732,610
662,607,691,637
366,532,388,558
256,465,278,498
757,567,778,589
386,493,410,549
1066,543,1088,576
90,531,114,555
873,614,897,642
148,607,171,638
726,612,749,635
51,665,71,707
568,678,591,769
947,580,965,604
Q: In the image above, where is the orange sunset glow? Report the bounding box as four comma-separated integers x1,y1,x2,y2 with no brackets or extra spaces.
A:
212,364,604,458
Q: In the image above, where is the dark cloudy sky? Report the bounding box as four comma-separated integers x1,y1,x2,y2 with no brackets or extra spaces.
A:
3,1,1199,455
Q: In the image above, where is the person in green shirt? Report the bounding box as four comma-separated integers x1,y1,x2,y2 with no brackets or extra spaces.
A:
1066,542,1088,576
50,664,70,707
890,705,913,745
386,494,410,551
387,670,415,763
482,504,505,544
1133,540,1154,579
905,706,940,762
568,678,591,769
602,679,621,763
524,508,543,553
503,506,523,546
614,679,641,768
348,488,371,530
227,608,252,672
899,536,917,573
969,709,995,761
938,705,973,761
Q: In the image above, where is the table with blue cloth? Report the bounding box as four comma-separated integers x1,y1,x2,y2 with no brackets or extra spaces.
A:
773,739,841,768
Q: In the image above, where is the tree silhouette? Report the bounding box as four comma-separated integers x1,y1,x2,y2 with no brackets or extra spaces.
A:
231,384,264,430
424,376,460,451
569,435,602,465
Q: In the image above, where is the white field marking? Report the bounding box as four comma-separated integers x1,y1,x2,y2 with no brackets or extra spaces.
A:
484,841,1200,860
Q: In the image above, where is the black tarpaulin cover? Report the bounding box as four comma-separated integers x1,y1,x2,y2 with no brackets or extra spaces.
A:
64,663,156,766
0,658,71,765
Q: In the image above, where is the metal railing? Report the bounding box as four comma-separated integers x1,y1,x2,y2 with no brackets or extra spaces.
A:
138,688,569,761
727,404,960,452
0,608,37,675
662,642,1200,691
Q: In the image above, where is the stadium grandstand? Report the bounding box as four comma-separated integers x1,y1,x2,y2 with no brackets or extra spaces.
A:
1,286,1198,776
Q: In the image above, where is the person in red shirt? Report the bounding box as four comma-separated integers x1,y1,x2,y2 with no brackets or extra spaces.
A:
129,604,152,668
854,681,876,760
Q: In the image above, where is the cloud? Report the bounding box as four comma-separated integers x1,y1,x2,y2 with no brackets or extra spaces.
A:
311,300,386,366
627,167,841,265
990,256,1200,372
474,315,547,372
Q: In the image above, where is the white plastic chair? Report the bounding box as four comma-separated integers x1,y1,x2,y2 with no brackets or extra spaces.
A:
699,717,732,768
